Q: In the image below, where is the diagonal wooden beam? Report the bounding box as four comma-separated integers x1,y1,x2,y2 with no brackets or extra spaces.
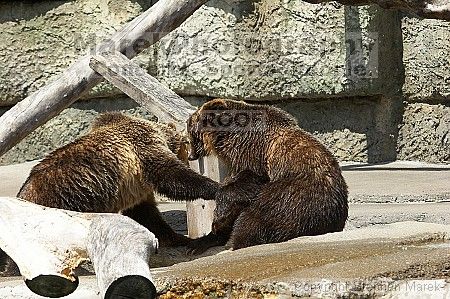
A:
90,52,195,129
90,51,224,238
0,0,209,157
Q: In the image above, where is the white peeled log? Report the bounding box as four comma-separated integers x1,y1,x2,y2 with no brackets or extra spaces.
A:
0,197,158,298
0,197,91,296
86,215,158,299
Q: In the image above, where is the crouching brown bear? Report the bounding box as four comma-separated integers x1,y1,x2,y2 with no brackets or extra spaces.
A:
1,112,220,276
187,99,348,253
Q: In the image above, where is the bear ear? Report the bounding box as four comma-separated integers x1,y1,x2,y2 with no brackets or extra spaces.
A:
204,99,228,111
91,112,128,129
167,122,177,131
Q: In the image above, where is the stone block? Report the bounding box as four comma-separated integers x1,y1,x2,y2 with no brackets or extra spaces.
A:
0,0,154,106
402,17,450,101
397,103,450,163
0,97,156,165
154,1,403,99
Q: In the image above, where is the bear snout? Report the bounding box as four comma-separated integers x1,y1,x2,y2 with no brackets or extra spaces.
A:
188,150,200,161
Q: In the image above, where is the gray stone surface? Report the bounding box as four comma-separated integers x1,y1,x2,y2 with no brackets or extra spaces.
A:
154,222,450,297
397,102,450,163
0,0,154,106
155,2,403,99
0,97,157,165
0,96,448,165
0,1,405,104
347,202,450,230
0,159,449,297
2,159,448,207
0,96,403,165
0,1,448,164
343,161,450,203
276,96,402,163
402,16,450,101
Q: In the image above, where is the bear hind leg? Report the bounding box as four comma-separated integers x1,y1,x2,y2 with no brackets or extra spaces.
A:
229,208,270,250
122,200,190,247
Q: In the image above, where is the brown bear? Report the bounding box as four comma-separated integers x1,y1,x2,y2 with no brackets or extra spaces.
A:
186,99,348,252
1,112,220,276
188,169,269,254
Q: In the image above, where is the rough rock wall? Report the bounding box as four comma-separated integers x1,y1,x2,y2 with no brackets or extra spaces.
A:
154,2,404,99
0,0,154,106
398,17,450,163
0,0,448,165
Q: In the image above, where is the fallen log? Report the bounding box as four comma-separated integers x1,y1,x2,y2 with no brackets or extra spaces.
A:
0,0,209,158
0,197,158,298
86,216,158,299
0,197,90,297
303,0,450,20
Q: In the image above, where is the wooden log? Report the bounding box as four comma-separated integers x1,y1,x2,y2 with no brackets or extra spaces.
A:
90,50,224,238
0,197,91,297
0,0,209,158
86,215,158,299
187,157,228,238
0,197,158,298
89,51,196,130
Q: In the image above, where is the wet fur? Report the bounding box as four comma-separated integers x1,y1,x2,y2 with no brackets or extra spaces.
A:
1,112,219,276
187,99,348,252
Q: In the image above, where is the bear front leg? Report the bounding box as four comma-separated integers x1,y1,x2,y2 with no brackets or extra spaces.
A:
211,170,268,234
186,172,265,255
186,232,229,255
144,153,220,201
186,201,244,255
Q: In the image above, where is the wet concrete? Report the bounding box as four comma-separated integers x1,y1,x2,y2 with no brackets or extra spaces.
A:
151,222,450,298
1,222,450,298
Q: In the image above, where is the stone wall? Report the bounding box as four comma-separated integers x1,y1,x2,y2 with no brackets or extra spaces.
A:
0,0,448,165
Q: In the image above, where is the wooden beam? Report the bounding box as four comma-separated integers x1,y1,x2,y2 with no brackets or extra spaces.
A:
90,51,224,238
187,157,228,238
90,51,195,129
86,216,158,299
0,0,209,157
0,197,158,298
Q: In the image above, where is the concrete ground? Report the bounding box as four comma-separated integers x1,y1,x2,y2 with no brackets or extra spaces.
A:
1,160,449,201
1,222,450,298
0,160,449,298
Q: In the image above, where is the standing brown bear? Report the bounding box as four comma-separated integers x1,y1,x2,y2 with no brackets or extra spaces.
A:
187,99,348,252
1,112,219,275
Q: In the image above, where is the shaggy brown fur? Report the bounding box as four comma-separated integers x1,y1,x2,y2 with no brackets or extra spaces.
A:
1,112,219,276
186,99,348,252
188,170,268,254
